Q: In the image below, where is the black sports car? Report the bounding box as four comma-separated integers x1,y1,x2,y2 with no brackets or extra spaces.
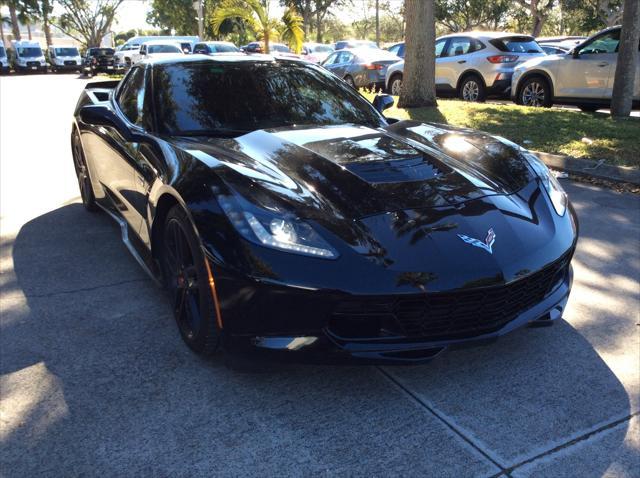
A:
72,55,578,364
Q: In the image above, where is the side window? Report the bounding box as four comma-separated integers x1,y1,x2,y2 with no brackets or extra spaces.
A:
339,51,353,63
471,39,485,53
388,44,400,55
193,43,205,54
398,44,405,57
435,39,447,58
117,67,146,126
580,30,620,55
322,52,338,65
446,37,472,57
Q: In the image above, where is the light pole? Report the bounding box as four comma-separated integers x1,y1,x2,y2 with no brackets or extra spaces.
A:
192,0,204,39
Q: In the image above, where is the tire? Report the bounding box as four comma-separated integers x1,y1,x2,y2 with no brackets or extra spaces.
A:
459,75,486,102
343,75,356,88
388,73,403,96
578,104,600,113
71,128,98,212
518,76,553,108
160,205,221,356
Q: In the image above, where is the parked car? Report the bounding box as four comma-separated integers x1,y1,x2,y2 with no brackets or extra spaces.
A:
386,41,405,58
334,39,379,50
82,47,117,76
301,43,334,63
385,32,546,100
512,26,640,111
193,41,240,55
10,40,48,73
243,41,300,58
72,54,577,364
0,44,9,74
321,47,400,89
47,45,82,73
131,41,184,64
115,35,199,68
539,43,571,55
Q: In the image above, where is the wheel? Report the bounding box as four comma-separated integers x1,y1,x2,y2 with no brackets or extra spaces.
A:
389,74,403,96
518,76,553,107
578,104,600,113
343,75,356,88
71,129,98,212
459,75,486,102
161,205,221,355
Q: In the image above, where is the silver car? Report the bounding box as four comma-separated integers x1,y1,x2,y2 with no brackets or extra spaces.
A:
385,32,545,100
321,48,400,89
512,26,640,111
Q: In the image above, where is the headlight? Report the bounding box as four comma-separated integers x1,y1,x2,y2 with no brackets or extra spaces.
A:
523,152,567,216
217,193,338,259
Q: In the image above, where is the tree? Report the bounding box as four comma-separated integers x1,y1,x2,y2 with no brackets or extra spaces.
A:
516,0,555,36
0,12,10,45
611,0,640,117
3,1,22,40
211,0,304,53
16,0,37,41
35,0,53,46
398,0,437,108
435,0,511,33
54,0,124,47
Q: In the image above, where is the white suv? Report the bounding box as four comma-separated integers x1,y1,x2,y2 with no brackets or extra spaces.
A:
512,26,640,111
385,32,545,101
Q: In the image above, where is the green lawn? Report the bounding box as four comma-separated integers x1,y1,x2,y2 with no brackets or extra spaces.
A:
364,93,640,168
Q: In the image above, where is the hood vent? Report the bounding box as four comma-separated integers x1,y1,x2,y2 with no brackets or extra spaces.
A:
345,156,441,184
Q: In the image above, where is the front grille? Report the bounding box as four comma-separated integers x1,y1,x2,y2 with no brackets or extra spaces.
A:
64,60,76,65
27,61,39,67
98,59,113,66
330,254,570,341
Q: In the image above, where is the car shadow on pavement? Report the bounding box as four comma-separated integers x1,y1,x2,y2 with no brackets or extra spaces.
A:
1,199,632,476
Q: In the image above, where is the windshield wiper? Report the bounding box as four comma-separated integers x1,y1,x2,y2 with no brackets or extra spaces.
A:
175,128,251,138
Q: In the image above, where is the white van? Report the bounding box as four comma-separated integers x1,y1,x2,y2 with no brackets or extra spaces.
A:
48,45,82,72
11,40,47,73
0,44,9,74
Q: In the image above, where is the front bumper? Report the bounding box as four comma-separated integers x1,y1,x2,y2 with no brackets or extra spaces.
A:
216,256,574,365
53,62,81,71
15,64,47,73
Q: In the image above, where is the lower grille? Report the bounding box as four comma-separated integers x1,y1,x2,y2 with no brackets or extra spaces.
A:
64,60,76,65
330,254,570,340
27,61,39,67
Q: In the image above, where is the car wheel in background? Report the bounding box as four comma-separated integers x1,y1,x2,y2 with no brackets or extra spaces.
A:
343,75,356,88
71,129,98,212
160,205,221,356
578,104,600,113
459,75,486,102
389,74,403,96
518,76,553,108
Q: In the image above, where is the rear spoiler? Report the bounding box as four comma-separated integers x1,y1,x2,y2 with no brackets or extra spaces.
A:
85,79,120,90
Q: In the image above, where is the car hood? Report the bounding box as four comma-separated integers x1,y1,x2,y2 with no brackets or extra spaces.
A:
175,120,534,220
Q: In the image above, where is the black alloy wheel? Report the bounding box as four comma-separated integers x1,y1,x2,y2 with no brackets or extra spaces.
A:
161,206,220,355
71,129,98,212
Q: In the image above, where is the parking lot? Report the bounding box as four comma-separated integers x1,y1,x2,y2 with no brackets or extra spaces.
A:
0,73,638,476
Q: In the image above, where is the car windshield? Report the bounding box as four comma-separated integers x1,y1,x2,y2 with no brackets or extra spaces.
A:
492,37,543,53
148,44,182,54
212,43,239,53
18,47,42,57
90,48,115,56
270,44,291,53
310,45,333,53
153,61,384,135
55,47,79,56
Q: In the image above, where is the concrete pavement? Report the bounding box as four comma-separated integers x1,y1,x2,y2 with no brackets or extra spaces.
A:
1,74,638,477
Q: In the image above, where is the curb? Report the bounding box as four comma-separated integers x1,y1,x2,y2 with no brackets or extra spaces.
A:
534,151,640,186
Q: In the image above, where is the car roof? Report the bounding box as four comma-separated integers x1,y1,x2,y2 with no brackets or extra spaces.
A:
140,53,286,66
437,31,535,40
143,40,182,46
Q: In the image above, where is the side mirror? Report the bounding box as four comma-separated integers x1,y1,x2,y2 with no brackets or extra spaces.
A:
79,105,142,142
572,48,580,58
372,94,394,113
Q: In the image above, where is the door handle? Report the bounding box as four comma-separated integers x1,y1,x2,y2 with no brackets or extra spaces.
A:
597,62,609,67
458,60,466,64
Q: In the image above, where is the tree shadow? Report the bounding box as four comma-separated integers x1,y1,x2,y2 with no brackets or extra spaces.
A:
0,196,633,475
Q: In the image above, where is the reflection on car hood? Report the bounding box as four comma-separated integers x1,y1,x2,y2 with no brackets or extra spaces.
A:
174,120,534,219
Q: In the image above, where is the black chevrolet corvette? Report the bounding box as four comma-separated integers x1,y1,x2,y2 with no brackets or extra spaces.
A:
71,55,578,364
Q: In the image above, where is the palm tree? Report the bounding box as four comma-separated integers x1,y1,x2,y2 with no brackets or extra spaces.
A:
211,0,304,54
1,13,11,46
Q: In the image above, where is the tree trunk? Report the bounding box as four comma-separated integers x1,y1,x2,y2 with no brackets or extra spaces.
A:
1,21,5,46
316,8,322,43
398,0,437,108
9,4,20,41
532,15,544,37
43,1,53,47
26,22,31,40
375,0,380,47
264,27,270,54
611,0,640,118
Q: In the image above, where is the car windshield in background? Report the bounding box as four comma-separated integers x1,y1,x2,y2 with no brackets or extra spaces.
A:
270,44,291,53
90,48,115,56
153,62,383,135
311,45,333,53
18,47,42,57
212,43,239,53
55,48,79,56
148,44,182,54
491,37,543,54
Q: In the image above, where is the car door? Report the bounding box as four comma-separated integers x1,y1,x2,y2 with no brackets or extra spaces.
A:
437,37,474,91
605,35,640,100
555,29,619,99
433,38,451,90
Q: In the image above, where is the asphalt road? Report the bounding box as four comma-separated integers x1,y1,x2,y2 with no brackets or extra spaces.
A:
1,73,638,477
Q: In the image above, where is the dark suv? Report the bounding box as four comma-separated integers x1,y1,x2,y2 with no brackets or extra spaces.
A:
82,48,117,76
